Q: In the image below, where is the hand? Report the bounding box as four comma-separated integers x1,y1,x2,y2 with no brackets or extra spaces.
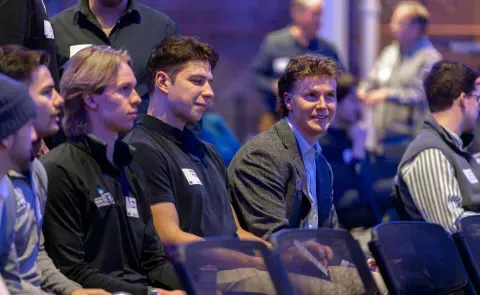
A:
285,240,334,267
71,289,111,295
361,89,389,105
155,289,186,295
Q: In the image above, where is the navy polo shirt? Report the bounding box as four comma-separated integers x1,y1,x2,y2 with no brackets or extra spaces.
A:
123,115,238,238
51,0,180,113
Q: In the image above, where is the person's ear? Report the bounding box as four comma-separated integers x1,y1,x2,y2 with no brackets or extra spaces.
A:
155,71,170,94
0,135,13,150
84,92,99,111
459,92,468,109
284,93,293,111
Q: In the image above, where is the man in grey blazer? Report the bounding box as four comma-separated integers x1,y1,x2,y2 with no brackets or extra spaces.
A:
229,54,341,240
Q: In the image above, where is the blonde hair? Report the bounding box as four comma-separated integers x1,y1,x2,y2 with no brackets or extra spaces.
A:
60,46,132,137
396,1,430,33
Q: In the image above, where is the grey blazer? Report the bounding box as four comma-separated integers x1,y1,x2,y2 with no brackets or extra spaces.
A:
228,119,338,240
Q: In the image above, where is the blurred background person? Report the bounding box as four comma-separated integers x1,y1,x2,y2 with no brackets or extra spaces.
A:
252,0,342,133
51,0,180,115
357,0,441,158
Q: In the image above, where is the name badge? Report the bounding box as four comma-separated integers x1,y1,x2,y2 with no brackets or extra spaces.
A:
70,44,92,57
43,20,54,39
463,169,479,184
126,196,139,218
182,169,202,185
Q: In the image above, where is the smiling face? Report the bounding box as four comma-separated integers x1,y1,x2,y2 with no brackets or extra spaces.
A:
285,76,337,144
165,61,214,128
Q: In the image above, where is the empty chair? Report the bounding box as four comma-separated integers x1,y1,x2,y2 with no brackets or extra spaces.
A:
172,238,294,295
369,221,476,295
453,215,480,293
270,228,379,295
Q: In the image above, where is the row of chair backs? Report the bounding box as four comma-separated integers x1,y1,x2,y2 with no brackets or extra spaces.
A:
173,229,379,295
369,221,476,295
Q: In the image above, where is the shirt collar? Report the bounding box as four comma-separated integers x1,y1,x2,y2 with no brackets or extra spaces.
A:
137,114,205,156
0,176,9,201
68,133,134,172
75,0,140,24
445,128,464,149
285,117,321,157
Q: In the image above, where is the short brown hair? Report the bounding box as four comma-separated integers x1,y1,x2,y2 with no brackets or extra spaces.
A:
396,1,430,33
277,54,342,116
146,36,219,94
0,44,50,82
60,45,132,137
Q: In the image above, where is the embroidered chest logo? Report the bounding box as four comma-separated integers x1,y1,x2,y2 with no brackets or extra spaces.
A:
94,188,115,208
14,189,28,214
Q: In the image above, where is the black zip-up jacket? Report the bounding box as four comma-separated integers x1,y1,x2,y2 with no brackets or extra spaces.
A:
41,134,182,295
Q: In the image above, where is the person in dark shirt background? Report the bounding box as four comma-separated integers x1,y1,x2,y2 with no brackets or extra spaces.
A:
0,0,60,86
51,0,180,114
41,45,184,295
253,0,342,132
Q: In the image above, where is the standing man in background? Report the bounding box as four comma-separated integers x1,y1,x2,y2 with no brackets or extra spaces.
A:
357,1,441,155
51,0,180,114
253,0,342,132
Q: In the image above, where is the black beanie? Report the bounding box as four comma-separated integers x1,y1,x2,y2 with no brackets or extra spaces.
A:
0,73,36,139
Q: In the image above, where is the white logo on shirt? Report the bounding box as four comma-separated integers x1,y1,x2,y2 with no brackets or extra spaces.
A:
94,188,115,208
182,169,202,185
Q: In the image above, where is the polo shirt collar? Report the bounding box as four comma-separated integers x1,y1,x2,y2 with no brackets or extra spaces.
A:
75,0,140,24
137,114,204,153
68,133,134,172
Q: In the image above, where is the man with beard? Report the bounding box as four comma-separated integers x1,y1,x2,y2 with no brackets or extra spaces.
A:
0,45,109,295
51,0,180,114
0,74,37,294
396,60,480,234
41,45,184,295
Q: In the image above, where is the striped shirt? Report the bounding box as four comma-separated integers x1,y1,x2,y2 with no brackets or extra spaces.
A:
401,142,478,233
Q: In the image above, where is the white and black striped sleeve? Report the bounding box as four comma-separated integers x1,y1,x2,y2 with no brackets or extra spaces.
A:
401,148,477,234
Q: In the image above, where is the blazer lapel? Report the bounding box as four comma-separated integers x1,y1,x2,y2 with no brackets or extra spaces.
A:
274,119,311,215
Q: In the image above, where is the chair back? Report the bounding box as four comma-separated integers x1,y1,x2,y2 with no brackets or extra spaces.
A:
173,238,294,295
369,221,475,295
271,228,378,295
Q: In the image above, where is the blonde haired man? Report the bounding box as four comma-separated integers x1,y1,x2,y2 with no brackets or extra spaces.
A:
41,46,184,295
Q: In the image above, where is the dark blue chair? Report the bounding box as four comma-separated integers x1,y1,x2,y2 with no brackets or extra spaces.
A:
171,239,294,295
369,221,476,295
270,228,379,295
453,215,480,293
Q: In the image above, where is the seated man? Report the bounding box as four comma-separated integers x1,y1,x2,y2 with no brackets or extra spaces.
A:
0,74,37,294
229,54,341,239
124,36,265,246
41,45,184,295
396,60,480,233
0,45,109,295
